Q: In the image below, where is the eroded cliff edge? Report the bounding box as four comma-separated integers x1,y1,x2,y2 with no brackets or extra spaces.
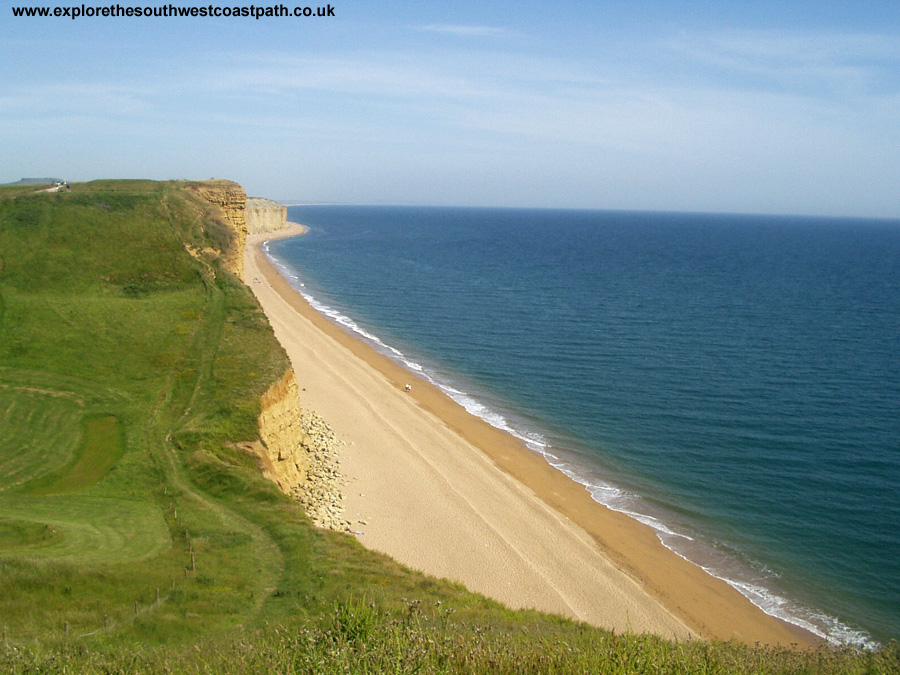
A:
189,180,248,278
246,197,288,234
256,370,348,530
192,181,347,531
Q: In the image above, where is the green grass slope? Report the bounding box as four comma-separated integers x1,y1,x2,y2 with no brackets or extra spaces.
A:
0,180,896,673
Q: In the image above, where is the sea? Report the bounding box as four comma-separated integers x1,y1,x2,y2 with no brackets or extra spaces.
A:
267,206,900,647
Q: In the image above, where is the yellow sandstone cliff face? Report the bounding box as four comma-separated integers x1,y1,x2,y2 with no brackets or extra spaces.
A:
255,369,347,530
245,197,288,234
191,181,346,530
189,180,248,279
256,369,310,492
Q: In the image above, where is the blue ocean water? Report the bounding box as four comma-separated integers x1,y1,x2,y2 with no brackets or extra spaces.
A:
270,206,900,646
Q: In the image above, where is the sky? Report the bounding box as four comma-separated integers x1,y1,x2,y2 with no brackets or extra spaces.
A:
2,0,899,217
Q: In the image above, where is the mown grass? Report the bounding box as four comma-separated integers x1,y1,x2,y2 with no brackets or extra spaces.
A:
0,518,58,549
0,386,83,490
26,414,124,495
0,180,896,673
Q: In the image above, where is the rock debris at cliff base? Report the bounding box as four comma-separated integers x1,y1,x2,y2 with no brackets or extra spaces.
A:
292,409,351,532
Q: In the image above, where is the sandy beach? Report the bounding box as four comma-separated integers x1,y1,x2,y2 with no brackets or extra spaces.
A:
244,223,817,646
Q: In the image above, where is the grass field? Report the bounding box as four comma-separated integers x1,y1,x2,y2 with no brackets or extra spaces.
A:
0,180,291,642
0,180,896,673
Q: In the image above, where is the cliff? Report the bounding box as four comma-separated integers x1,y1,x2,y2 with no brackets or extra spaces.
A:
189,180,248,279
256,369,310,491
246,197,288,234
190,181,345,530
255,369,347,531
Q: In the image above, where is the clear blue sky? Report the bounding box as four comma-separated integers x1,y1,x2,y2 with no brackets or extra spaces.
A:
3,0,899,217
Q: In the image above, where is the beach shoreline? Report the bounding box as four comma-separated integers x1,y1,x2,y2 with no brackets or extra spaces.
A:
244,222,818,647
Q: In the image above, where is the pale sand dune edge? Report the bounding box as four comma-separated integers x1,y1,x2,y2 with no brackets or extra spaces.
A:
244,223,817,647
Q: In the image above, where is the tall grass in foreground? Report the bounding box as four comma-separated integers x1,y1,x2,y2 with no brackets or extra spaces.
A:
1,600,898,674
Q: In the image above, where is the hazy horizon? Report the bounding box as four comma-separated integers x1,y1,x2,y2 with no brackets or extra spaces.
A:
3,0,899,218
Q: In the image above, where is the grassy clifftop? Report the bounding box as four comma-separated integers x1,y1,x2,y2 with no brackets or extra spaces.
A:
0,179,292,641
0,180,896,673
